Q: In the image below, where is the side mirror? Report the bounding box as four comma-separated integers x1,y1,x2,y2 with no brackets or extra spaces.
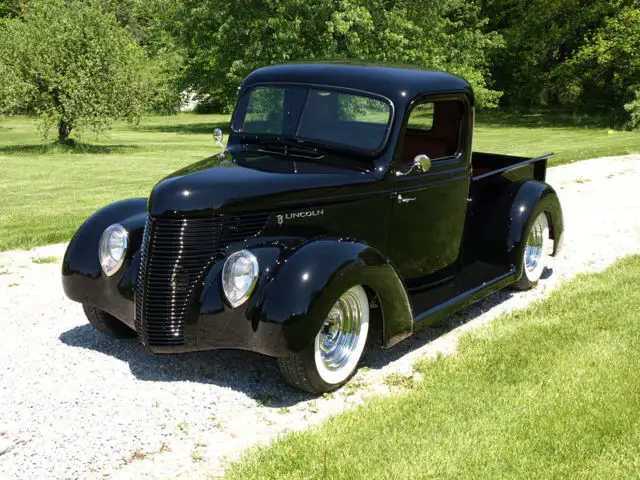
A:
396,154,431,176
213,127,224,147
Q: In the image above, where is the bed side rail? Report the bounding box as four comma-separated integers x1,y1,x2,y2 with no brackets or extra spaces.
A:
472,152,554,181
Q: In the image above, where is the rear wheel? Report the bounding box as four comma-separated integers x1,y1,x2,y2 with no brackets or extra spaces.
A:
515,212,550,290
83,305,136,338
278,285,370,393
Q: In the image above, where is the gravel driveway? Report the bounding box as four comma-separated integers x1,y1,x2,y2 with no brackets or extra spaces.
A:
1,154,639,480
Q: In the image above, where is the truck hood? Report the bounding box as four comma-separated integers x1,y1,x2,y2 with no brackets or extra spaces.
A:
148,150,379,216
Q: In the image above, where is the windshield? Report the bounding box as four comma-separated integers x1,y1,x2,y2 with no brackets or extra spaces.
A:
231,85,392,153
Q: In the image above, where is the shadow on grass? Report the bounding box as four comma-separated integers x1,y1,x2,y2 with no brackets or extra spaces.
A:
477,108,622,130
0,142,139,155
136,123,230,135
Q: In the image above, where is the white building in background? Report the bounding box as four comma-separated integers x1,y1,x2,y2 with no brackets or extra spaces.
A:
179,90,210,112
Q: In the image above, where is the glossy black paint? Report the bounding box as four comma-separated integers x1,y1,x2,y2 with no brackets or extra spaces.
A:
62,64,564,359
483,179,564,273
230,64,475,173
464,159,564,271
247,239,413,350
62,198,147,329
149,151,382,217
184,237,413,356
389,93,474,288
241,64,474,108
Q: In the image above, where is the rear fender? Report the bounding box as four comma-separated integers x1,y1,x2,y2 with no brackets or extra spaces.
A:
484,181,564,276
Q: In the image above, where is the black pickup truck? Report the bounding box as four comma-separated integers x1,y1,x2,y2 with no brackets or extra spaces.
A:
63,64,564,393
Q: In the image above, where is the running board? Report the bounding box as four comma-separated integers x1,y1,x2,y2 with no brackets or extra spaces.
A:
413,268,517,329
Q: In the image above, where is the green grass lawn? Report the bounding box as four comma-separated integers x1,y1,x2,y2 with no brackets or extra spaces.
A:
0,111,639,251
227,255,640,479
0,114,226,250
475,110,640,167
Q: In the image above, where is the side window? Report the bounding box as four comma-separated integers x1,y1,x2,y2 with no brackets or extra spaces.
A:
407,102,434,131
401,100,462,162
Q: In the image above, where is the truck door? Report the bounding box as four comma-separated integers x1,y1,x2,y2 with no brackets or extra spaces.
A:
387,97,471,289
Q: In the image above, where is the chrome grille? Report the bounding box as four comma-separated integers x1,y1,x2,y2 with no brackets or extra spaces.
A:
135,213,269,348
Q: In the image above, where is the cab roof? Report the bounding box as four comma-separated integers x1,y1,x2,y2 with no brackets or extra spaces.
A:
241,63,474,106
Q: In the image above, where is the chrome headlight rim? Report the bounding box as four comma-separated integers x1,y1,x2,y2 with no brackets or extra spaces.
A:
222,249,259,308
99,223,128,277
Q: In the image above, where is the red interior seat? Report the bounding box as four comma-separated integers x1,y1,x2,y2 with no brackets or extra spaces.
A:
399,101,462,163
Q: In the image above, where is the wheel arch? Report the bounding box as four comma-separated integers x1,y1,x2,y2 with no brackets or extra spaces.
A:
503,181,564,278
62,198,147,306
249,237,413,354
474,180,563,279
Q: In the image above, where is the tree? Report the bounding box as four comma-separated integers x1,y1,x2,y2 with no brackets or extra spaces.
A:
0,0,152,143
0,0,21,18
174,0,503,111
98,0,186,113
555,6,640,127
482,0,619,106
482,0,640,126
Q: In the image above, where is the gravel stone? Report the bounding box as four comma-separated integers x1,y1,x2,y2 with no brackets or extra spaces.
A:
0,154,638,479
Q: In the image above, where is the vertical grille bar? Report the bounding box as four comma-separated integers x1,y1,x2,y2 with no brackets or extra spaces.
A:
134,215,151,343
135,213,269,348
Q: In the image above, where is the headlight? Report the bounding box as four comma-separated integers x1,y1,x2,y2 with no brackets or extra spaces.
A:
222,250,259,307
99,224,128,277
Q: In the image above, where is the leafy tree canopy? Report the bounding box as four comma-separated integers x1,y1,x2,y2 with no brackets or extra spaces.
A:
98,0,186,112
0,0,152,142
483,0,640,126
558,6,640,127
2,0,638,129
0,0,21,18
175,0,504,111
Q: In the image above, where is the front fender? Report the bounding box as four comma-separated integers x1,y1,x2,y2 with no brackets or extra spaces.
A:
246,238,413,353
62,198,147,323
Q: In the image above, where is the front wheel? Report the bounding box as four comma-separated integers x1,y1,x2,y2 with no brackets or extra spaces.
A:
83,305,136,338
278,285,370,393
515,212,551,290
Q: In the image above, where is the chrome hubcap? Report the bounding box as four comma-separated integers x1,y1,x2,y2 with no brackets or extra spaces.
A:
318,290,364,373
525,214,547,274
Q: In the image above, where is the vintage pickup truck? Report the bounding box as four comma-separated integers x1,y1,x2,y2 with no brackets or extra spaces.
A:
63,64,564,393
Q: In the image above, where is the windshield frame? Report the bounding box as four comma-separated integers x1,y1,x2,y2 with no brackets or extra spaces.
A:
230,82,396,157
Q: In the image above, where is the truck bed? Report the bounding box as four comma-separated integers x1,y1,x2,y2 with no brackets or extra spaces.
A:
471,152,553,181
463,151,554,270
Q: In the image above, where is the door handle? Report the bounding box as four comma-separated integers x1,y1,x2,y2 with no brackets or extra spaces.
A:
397,194,416,204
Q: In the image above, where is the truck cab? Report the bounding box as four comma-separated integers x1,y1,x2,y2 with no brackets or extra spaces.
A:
63,64,564,393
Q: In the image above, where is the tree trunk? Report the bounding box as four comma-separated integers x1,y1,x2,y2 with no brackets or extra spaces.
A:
58,119,73,144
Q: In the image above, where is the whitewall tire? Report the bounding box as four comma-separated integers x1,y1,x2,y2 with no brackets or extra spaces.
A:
516,212,550,290
278,285,370,393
